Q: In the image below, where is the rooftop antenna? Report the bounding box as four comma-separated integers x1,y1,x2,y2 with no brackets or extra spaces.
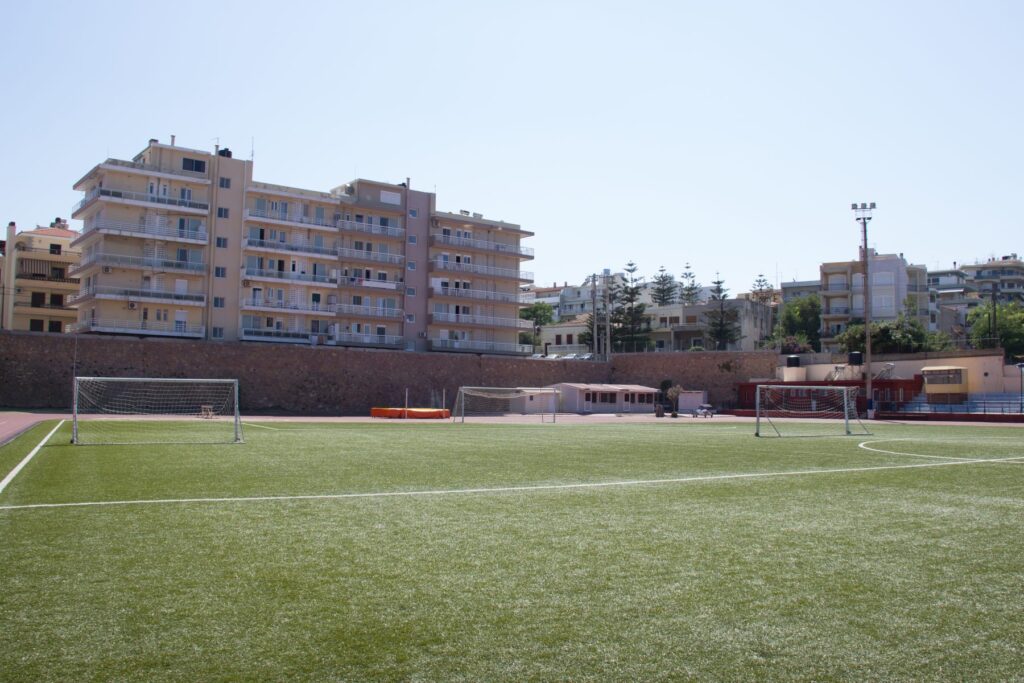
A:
250,137,255,161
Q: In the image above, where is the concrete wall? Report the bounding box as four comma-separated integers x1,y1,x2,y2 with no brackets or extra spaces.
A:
798,349,1007,394
0,332,776,414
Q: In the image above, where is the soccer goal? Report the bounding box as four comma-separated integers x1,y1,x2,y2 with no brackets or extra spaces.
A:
72,377,243,445
452,387,560,423
755,384,869,437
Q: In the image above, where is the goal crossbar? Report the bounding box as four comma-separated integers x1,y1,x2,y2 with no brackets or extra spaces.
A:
453,386,560,423
755,384,869,437
72,377,243,444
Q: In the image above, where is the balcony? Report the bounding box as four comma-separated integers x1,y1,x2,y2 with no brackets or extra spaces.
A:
339,276,401,291
338,219,404,239
335,304,404,319
99,158,210,183
825,282,849,292
430,286,519,304
241,298,337,314
429,338,533,355
431,312,532,329
241,328,325,345
69,285,206,306
243,267,338,285
75,217,208,246
823,306,850,316
70,318,205,338
430,260,532,281
243,237,339,258
245,207,337,232
430,233,534,259
338,247,404,266
332,332,405,348
15,270,80,286
13,300,75,314
72,252,205,275
73,187,209,217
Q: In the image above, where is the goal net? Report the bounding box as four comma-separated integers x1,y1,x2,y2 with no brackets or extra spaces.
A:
72,377,243,445
755,384,869,437
453,387,560,423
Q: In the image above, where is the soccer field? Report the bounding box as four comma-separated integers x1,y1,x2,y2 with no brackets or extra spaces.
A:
1,419,1022,681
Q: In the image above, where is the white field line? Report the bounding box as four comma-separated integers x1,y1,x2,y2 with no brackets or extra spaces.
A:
240,422,282,431
1,454,1022,513
858,439,975,461
0,420,65,495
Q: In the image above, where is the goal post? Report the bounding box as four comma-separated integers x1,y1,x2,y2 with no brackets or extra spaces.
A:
72,377,243,445
453,386,560,423
755,384,869,437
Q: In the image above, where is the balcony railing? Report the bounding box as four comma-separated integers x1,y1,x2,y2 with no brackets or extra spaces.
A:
332,332,405,348
15,272,80,285
431,312,531,328
430,286,520,304
70,318,204,337
101,158,210,181
825,306,850,315
826,283,849,291
429,338,532,355
335,304,404,319
430,233,534,258
430,260,532,280
13,300,73,311
73,252,205,274
69,285,206,305
338,219,404,238
77,218,208,244
243,238,339,258
241,298,338,314
241,328,323,343
74,187,209,214
245,207,337,231
338,247,404,265
339,276,401,291
244,267,338,285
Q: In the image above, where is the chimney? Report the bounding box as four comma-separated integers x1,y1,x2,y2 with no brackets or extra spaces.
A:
406,177,411,189
170,134,176,146
149,138,158,145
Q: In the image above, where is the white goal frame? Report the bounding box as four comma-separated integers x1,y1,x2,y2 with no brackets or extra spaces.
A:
452,386,560,423
755,384,869,437
72,377,243,445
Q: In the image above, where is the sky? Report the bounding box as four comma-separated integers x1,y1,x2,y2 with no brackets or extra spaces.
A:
2,1,1022,294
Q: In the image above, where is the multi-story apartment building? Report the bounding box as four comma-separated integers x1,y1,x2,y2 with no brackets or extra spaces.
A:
646,299,770,352
926,265,980,335
1,220,80,333
780,279,820,303
961,253,1024,303
68,138,534,354
819,250,928,351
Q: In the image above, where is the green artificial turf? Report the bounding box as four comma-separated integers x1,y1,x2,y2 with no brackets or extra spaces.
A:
1,420,1022,681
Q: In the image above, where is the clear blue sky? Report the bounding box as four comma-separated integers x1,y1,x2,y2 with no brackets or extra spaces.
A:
3,1,1021,293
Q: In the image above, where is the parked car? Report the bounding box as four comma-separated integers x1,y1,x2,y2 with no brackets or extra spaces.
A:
560,353,578,360
577,353,594,360
693,404,715,418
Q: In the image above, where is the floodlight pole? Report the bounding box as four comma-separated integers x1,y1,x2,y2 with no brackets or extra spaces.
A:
852,202,876,418
1017,362,1024,415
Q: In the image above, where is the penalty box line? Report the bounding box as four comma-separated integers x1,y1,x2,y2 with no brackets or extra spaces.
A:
0,420,65,496
1,454,1022,513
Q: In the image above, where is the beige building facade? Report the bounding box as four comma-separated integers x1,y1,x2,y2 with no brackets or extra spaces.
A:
1,220,80,333
69,138,534,354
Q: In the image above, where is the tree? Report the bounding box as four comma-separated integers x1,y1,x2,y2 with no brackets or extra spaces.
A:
679,264,702,306
613,261,650,351
833,314,953,355
519,301,554,346
577,275,617,355
967,301,1024,360
702,276,742,350
772,294,821,351
650,266,678,306
750,273,775,344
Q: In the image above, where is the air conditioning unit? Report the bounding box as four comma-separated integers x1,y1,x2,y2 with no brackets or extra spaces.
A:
127,302,137,310
417,331,427,338
242,280,251,287
102,266,113,274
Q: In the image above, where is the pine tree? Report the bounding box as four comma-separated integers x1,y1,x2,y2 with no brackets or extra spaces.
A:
613,262,650,351
703,275,742,350
750,274,775,344
650,266,678,306
679,264,703,306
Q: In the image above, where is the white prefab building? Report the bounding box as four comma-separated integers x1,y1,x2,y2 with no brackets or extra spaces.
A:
552,383,658,414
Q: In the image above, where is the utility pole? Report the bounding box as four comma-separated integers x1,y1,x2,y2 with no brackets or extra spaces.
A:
603,272,612,360
590,274,598,356
852,202,876,419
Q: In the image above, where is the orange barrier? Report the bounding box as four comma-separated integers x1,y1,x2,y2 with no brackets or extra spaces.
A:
370,407,450,419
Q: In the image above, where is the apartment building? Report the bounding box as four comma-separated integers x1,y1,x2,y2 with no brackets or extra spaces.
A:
926,265,980,335
68,138,534,354
780,279,820,303
0,220,80,333
818,250,929,351
646,299,769,352
961,253,1024,303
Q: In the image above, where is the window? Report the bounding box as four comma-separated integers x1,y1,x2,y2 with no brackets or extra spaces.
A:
216,237,228,248
408,235,417,244
215,267,227,278
376,325,386,336
50,293,64,307
182,158,206,173
31,292,46,307
180,187,192,202
408,209,418,218
213,297,225,308
49,243,61,255
219,177,231,189
406,314,415,323
217,207,230,219
377,272,387,281
406,287,416,296
48,321,62,333
212,327,224,339
407,261,416,271
29,319,44,332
